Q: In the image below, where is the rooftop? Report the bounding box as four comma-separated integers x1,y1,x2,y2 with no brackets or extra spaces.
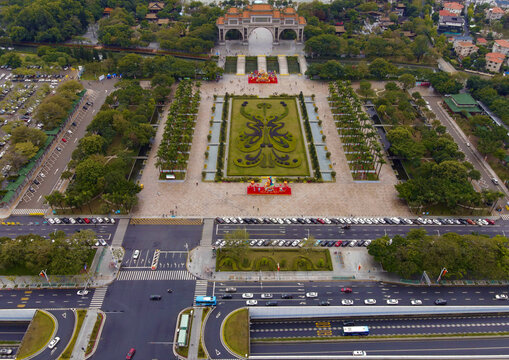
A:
486,52,506,63
492,6,505,13
444,2,464,10
495,39,509,48
477,37,488,44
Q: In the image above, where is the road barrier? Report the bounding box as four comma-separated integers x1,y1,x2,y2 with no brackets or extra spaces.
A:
151,249,160,270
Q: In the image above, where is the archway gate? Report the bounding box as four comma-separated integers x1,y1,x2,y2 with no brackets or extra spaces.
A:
217,4,306,45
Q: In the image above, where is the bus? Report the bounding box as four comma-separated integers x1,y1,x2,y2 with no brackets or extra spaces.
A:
343,326,369,336
195,296,217,306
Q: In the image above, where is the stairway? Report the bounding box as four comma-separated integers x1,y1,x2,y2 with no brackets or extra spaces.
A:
236,55,245,75
257,55,267,72
278,55,289,75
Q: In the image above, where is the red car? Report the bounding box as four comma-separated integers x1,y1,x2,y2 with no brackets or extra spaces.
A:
126,348,136,359
317,218,325,224
466,219,475,225
61,138,67,142
341,288,353,293
84,218,90,224
486,219,495,225
335,240,342,247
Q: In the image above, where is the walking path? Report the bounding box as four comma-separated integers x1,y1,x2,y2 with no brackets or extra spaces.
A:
187,307,204,360
298,55,307,74
70,308,99,359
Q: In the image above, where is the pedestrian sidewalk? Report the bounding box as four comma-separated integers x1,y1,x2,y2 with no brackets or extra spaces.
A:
186,307,203,360
70,308,100,360
187,245,400,283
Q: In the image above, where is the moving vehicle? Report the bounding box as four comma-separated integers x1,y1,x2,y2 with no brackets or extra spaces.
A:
495,294,508,300
306,292,318,298
48,337,60,349
246,300,257,306
341,299,354,306
149,295,162,301
126,348,136,359
195,296,217,306
77,290,88,296
386,299,399,305
242,293,254,299
353,351,366,356
364,299,376,305
434,299,447,305
343,326,369,336
411,299,423,305
341,288,352,293
261,293,273,299
222,294,232,299
225,287,237,293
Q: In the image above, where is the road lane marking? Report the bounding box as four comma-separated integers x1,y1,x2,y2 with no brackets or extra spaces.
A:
54,168,59,175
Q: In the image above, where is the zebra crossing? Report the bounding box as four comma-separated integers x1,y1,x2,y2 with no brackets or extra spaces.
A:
500,214,509,220
117,270,196,281
11,208,46,215
193,280,208,305
89,287,108,309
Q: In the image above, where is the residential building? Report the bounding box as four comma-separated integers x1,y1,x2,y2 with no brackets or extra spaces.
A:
395,3,406,16
454,41,479,58
443,2,464,14
493,39,509,55
438,15,465,32
145,13,158,21
485,6,505,20
486,52,505,72
476,37,488,46
103,7,113,16
439,9,457,17
496,0,509,9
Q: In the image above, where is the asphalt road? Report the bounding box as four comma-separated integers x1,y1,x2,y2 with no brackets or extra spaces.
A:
0,323,28,341
17,80,118,209
214,221,509,241
33,309,75,360
0,288,93,309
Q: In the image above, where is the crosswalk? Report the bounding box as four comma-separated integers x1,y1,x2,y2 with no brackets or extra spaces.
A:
193,280,208,305
89,287,108,309
12,208,46,215
117,270,196,281
500,214,509,220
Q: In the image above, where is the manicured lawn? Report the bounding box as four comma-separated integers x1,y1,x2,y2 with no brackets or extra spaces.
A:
17,310,55,359
223,309,249,357
175,309,192,358
227,97,310,177
59,309,87,359
85,312,104,355
216,248,332,271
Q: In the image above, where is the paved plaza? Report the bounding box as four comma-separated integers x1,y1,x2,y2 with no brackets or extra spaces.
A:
133,75,410,218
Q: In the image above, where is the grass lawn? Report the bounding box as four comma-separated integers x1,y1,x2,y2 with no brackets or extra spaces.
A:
227,97,310,177
17,310,55,359
223,309,249,357
59,309,87,359
85,313,104,355
217,248,332,271
175,309,192,358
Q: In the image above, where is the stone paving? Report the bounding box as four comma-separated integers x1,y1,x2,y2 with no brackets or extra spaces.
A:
132,75,410,218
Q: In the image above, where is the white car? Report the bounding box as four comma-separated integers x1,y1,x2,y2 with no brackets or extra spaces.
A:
306,292,318,298
77,290,89,296
99,239,107,246
133,250,140,259
47,218,55,224
246,300,257,306
386,299,399,305
495,294,508,300
261,293,273,299
348,241,356,247
54,218,61,224
363,240,371,247
69,218,76,224
411,299,423,305
48,337,60,349
242,293,254,299
353,350,366,356
342,299,354,306
110,218,115,224
364,299,376,305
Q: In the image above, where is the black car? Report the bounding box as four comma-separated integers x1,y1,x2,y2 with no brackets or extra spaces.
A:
82,106,88,110
215,217,224,224
320,241,328,247
341,241,350,247
435,299,447,305
61,218,70,224
71,122,77,126
29,187,35,193
263,239,271,246
327,241,335,247
33,179,40,185
384,217,393,224
281,294,293,299
91,218,98,224
222,294,233,299
356,240,364,246
319,301,330,306
263,218,271,224
76,217,83,224
149,295,162,301
343,321,355,326
297,218,306,224
266,301,278,306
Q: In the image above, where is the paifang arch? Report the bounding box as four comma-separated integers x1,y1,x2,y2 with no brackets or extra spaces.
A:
216,4,306,45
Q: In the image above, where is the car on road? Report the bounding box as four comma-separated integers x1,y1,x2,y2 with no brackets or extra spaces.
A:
386,299,399,305
133,250,140,259
266,301,278,306
261,293,273,299
0,349,12,355
491,177,499,185
281,294,293,299
364,299,376,305
246,300,257,306
495,294,508,300
149,295,162,301
319,300,330,306
242,293,254,299
48,337,60,349
341,299,354,306
225,287,237,293
353,351,366,356
222,294,232,299
99,239,107,246
77,290,89,296
411,299,423,305
434,299,447,305
306,292,318,298
341,288,352,293
126,348,136,359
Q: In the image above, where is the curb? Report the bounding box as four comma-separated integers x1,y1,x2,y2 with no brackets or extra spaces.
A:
200,306,213,359
20,309,59,360
84,310,106,359
220,308,248,360
173,307,193,360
